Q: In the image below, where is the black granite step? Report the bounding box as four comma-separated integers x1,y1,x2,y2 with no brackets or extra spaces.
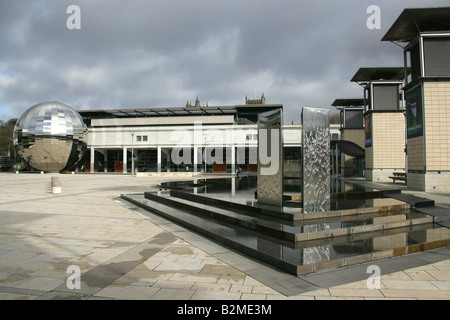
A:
384,193,435,208
121,193,450,275
144,191,431,243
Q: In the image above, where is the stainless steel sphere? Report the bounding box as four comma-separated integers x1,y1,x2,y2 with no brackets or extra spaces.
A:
13,102,87,172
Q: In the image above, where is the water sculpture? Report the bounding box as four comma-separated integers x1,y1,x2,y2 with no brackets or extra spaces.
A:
256,108,283,207
301,107,331,213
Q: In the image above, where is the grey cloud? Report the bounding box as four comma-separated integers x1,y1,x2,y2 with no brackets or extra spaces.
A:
1,0,449,123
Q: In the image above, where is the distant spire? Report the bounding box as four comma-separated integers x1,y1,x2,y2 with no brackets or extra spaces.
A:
245,93,266,105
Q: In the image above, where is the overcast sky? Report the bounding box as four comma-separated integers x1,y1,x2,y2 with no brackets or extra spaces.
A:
0,0,448,124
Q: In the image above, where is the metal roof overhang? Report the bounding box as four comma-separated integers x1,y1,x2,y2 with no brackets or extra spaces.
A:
382,7,450,43
78,106,239,118
331,99,365,107
350,67,408,82
331,140,365,158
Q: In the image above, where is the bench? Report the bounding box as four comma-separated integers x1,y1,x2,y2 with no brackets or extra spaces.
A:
389,172,407,184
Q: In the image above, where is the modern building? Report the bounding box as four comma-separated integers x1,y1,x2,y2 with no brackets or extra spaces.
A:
350,67,407,182
332,99,365,177
78,96,341,176
382,7,450,192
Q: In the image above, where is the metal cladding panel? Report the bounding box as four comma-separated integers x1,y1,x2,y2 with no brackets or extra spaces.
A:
302,107,330,213
13,102,87,172
257,108,283,207
424,37,450,77
345,110,364,129
373,84,400,110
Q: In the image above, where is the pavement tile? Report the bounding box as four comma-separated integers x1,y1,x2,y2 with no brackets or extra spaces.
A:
380,271,411,281
200,264,244,276
154,261,203,273
404,270,437,281
381,289,450,299
427,270,450,280
252,285,280,295
150,288,195,300
430,280,450,290
217,274,246,285
169,272,220,283
240,293,267,300
267,294,314,300
152,279,195,289
229,284,253,293
191,282,231,292
15,276,65,291
0,273,33,287
0,292,39,300
190,290,242,300
328,288,384,298
94,284,160,300
297,288,330,297
381,280,438,290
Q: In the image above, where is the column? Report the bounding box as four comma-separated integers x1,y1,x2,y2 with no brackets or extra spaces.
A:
257,108,283,207
90,147,95,173
193,146,198,174
157,146,161,173
231,146,236,175
123,146,127,173
103,149,108,172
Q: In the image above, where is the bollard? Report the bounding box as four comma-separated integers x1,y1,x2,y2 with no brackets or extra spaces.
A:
51,176,62,194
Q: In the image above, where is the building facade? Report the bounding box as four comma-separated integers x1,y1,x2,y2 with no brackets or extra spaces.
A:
350,68,407,183
382,7,450,191
78,97,340,176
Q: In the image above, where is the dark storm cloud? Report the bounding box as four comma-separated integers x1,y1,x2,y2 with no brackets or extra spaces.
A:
1,0,449,123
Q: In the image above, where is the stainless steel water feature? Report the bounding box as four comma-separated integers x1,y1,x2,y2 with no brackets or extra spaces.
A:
257,108,283,207
301,107,331,264
121,108,450,276
13,102,87,172
302,107,331,213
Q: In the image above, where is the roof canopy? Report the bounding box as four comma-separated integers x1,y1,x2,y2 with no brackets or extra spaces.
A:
78,104,282,119
331,99,365,107
382,7,450,42
331,140,365,158
350,67,408,82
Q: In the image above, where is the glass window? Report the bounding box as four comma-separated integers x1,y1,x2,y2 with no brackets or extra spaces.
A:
136,136,142,142
143,135,148,142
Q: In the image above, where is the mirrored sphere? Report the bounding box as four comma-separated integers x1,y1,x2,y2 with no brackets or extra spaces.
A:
13,102,87,172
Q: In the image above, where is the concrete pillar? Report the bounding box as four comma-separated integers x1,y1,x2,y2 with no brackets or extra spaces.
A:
231,146,236,175
157,146,161,173
123,146,127,173
103,149,108,172
193,146,198,174
90,147,95,173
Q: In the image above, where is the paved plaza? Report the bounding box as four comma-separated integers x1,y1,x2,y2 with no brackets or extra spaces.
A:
0,172,449,300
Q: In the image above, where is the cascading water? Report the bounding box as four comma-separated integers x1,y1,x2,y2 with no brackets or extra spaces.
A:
302,107,331,263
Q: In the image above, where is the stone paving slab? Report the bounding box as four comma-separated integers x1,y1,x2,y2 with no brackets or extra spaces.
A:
0,173,449,300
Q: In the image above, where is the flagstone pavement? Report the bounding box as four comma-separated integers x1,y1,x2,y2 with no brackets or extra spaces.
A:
0,172,449,300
